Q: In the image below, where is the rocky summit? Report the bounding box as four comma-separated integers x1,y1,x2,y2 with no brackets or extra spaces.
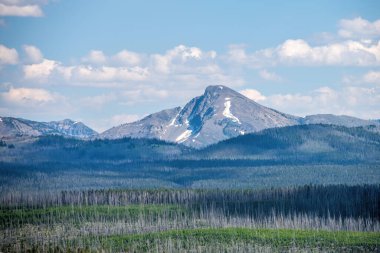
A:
100,85,380,148
100,85,300,147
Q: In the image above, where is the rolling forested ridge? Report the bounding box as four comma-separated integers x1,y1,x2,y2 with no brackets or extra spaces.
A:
0,123,379,252
1,124,379,191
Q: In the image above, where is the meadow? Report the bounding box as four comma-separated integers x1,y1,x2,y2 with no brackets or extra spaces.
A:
1,185,379,252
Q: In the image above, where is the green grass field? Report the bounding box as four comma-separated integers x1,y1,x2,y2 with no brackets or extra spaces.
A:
27,228,380,252
1,187,379,252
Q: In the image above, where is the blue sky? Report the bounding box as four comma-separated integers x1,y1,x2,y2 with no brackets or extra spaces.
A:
0,0,379,131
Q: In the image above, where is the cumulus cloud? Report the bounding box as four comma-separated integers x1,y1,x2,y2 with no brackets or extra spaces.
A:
0,3,43,17
363,71,380,85
23,59,58,81
224,18,380,68
72,66,149,82
338,17,380,40
343,70,380,86
0,44,18,65
261,86,380,119
82,50,107,65
19,45,241,91
23,44,43,63
246,39,380,67
240,89,266,102
21,46,150,85
0,85,74,121
279,39,380,66
114,50,142,66
1,86,56,104
226,44,248,64
151,45,217,74
240,84,380,120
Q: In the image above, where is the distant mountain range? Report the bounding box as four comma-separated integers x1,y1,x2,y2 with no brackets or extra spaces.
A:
0,117,97,138
1,85,379,147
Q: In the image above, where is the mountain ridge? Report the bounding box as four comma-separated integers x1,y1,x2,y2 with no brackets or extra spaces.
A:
0,117,97,138
2,85,379,146
99,85,379,147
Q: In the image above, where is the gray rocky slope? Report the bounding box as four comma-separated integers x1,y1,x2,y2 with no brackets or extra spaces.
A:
100,85,300,147
0,117,97,138
100,85,379,148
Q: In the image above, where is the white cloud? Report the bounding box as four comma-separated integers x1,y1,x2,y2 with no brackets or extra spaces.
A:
23,44,43,63
253,39,380,66
151,54,170,74
18,45,242,91
72,66,149,82
339,17,380,40
262,86,380,119
363,71,380,85
225,18,380,68
167,45,204,61
22,57,149,85
23,59,58,81
343,70,380,86
82,50,107,64
259,69,282,81
1,86,56,104
240,89,266,102
0,3,43,17
278,39,311,60
114,50,141,66
226,44,248,64
0,0,48,4
0,85,73,121
151,45,217,74
0,44,18,65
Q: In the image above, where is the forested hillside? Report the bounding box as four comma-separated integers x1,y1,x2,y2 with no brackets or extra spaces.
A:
0,124,379,192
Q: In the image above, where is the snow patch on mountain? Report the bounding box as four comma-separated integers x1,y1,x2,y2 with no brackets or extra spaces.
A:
223,98,241,124
168,113,179,127
98,85,379,148
176,129,192,143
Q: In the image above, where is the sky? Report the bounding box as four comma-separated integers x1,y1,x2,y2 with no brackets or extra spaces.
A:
0,0,379,132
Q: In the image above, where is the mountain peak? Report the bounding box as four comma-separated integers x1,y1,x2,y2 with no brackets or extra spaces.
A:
204,85,240,96
204,85,226,92
100,85,300,147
